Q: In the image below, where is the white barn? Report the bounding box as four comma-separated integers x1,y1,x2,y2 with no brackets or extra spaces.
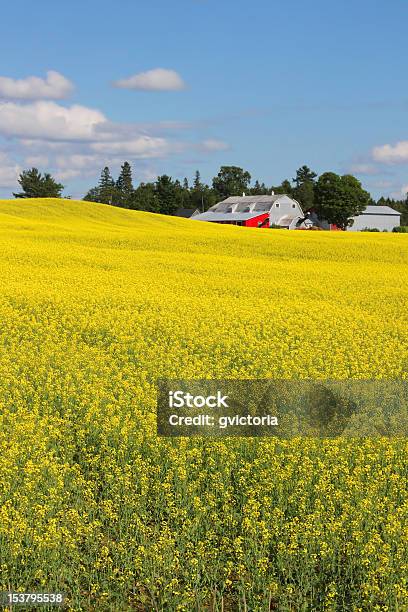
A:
193,194,305,229
348,205,401,232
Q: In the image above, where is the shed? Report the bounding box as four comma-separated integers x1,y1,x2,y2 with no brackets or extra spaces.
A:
348,205,401,232
175,208,200,218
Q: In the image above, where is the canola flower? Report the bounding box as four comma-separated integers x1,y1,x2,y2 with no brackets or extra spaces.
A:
0,198,407,610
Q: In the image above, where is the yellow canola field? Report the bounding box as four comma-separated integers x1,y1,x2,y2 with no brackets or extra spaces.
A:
0,198,407,611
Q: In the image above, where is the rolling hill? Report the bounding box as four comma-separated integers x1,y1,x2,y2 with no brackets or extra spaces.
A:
0,198,407,610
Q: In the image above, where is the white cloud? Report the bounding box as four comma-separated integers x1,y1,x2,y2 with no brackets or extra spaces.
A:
0,101,107,141
394,184,408,198
54,169,83,181
0,71,74,100
372,141,408,164
0,152,21,187
348,163,382,176
20,139,69,151
200,138,229,152
90,136,176,158
114,68,186,91
371,180,394,189
138,167,159,182
53,154,111,181
24,155,49,167
0,89,229,190
55,154,101,169
0,101,192,160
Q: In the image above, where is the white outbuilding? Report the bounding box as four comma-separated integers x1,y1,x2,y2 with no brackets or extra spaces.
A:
348,205,401,232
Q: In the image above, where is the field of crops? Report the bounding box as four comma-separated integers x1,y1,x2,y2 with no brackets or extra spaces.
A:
0,198,407,610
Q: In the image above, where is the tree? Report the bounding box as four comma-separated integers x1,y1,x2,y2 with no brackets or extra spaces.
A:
281,179,293,194
193,170,202,191
99,166,114,189
155,175,180,215
189,171,217,211
174,178,192,209
212,166,251,199
83,187,100,202
131,182,161,212
191,170,204,209
293,165,317,188
314,172,371,230
98,166,117,204
377,193,408,226
178,179,192,209
189,169,212,211
83,166,118,205
292,165,317,211
252,179,261,192
116,161,134,207
273,179,293,195
249,180,270,195
14,168,64,198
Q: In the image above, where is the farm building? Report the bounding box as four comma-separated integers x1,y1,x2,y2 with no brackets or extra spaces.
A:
175,207,200,218
191,196,401,232
347,205,401,232
302,206,401,232
193,194,305,228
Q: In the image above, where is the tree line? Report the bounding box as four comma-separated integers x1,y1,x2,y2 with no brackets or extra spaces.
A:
12,163,408,230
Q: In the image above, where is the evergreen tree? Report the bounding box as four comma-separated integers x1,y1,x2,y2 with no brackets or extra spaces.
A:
189,170,216,211
99,167,116,204
99,166,114,190
251,180,261,193
292,165,317,211
84,166,118,205
292,165,318,188
249,180,270,195
155,175,179,215
14,168,64,198
193,170,202,190
116,161,134,207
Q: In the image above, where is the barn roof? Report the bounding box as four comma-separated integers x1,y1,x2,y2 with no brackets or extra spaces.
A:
277,214,300,226
220,194,282,204
175,207,199,218
362,205,400,216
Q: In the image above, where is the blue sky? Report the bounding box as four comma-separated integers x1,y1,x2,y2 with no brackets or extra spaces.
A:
0,0,407,199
